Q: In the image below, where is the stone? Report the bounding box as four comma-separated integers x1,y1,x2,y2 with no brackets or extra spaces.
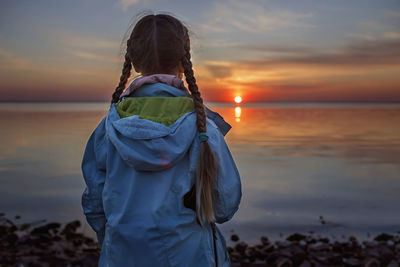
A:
276,257,293,267
363,258,380,267
231,234,239,242
286,233,306,242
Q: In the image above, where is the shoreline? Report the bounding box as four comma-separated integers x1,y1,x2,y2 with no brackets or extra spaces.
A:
1,214,399,266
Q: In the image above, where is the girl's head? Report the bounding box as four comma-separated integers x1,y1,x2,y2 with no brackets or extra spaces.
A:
127,13,186,77
112,12,217,226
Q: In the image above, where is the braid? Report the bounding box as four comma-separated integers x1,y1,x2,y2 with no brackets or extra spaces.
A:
111,47,132,104
181,43,207,132
182,40,218,226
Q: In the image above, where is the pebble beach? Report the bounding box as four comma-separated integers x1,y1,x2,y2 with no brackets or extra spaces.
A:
1,213,400,267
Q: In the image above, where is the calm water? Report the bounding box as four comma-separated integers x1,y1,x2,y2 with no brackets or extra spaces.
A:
0,102,399,243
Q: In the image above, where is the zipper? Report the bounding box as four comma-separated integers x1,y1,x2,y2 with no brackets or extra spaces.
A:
210,222,218,267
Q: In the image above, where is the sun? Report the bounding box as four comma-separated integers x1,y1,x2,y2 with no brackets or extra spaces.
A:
234,96,242,104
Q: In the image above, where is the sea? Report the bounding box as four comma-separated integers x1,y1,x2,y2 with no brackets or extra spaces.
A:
0,102,399,245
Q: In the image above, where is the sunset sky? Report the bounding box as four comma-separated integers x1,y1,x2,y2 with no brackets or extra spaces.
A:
0,0,399,102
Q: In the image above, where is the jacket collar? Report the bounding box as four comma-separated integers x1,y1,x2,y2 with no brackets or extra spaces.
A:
120,74,189,99
117,73,232,136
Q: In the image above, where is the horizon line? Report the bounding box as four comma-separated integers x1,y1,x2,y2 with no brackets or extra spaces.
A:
1,100,400,104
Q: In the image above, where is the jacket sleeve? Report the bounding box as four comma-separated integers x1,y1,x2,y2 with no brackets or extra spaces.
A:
81,117,107,245
208,120,242,224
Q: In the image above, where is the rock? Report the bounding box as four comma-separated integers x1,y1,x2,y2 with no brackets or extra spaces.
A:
387,260,399,267
249,262,268,267
395,244,400,254
290,246,307,265
265,251,279,265
275,240,292,248
276,257,293,267
318,237,330,243
30,222,61,235
229,251,241,261
349,236,358,243
376,244,395,266
286,233,306,242
253,246,266,261
366,247,381,259
343,257,360,266
0,213,100,266
3,212,400,267
264,243,274,253
299,260,311,267
308,242,330,252
363,240,379,248
311,254,329,264
374,233,394,242
230,234,239,242
319,215,326,225
60,220,81,236
19,223,31,231
278,248,293,258
6,233,18,245
245,246,257,262
234,241,248,254
330,252,344,265
73,253,99,267
260,236,269,245
363,258,380,267
305,236,317,244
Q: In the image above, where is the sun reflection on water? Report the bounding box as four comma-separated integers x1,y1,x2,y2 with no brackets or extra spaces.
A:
234,106,241,122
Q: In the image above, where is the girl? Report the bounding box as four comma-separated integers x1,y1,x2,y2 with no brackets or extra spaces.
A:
81,12,242,267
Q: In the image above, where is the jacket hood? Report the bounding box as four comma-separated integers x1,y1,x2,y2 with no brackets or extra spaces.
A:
105,96,197,171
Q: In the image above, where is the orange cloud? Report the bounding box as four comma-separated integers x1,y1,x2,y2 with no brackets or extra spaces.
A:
1,33,399,103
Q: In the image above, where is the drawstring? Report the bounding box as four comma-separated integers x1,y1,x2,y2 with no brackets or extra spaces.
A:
211,222,218,267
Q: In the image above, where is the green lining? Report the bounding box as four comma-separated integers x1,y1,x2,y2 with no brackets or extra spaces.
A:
116,97,194,127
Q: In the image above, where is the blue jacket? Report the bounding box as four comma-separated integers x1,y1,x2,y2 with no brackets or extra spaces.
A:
81,82,242,266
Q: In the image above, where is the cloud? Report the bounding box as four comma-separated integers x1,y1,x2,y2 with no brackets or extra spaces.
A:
0,45,113,82
196,36,400,102
67,49,120,63
347,30,400,42
0,46,35,71
200,0,315,34
382,32,400,40
50,30,120,50
347,33,377,41
234,44,314,54
118,0,147,11
234,39,400,68
383,9,400,18
347,17,399,43
195,38,242,49
48,30,124,63
199,38,400,80
202,61,233,79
